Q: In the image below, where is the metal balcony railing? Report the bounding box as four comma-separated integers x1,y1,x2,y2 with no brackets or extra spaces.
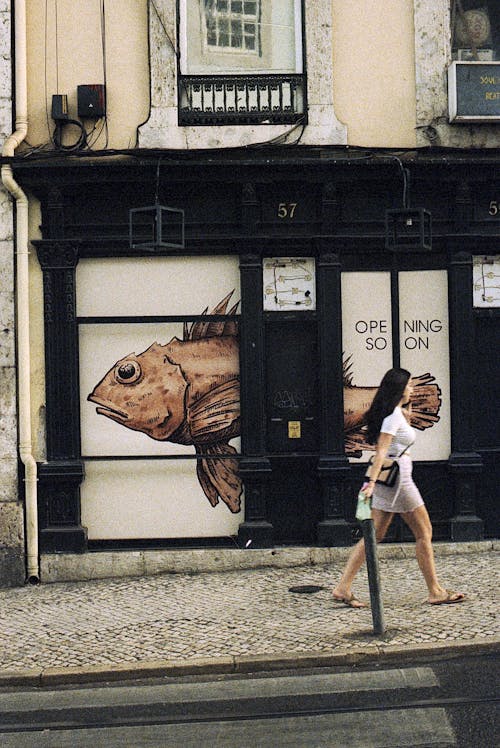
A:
178,74,306,125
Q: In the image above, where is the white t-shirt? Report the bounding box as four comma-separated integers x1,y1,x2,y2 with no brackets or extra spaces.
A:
380,406,416,457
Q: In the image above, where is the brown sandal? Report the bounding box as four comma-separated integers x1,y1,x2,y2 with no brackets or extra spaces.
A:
429,590,466,605
333,592,368,609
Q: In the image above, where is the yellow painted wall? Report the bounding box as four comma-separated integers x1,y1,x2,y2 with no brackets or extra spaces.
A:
332,0,417,148
26,0,150,149
24,0,417,151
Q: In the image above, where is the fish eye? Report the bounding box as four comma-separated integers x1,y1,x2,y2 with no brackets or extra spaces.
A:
115,361,141,385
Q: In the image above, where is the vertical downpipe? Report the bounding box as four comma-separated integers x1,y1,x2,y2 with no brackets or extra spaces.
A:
1,0,39,583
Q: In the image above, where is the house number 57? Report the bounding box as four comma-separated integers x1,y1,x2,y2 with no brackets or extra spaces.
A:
278,202,297,218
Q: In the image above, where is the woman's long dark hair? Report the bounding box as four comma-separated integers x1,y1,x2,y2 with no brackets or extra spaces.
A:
365,368,411,444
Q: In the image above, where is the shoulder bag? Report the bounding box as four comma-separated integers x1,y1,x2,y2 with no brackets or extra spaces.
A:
365,442,414,488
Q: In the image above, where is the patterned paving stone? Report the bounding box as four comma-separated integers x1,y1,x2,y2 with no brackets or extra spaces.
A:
0,550,498,673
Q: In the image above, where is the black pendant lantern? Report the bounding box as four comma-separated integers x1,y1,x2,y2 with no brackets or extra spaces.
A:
129,160,185,251
129,203,185,251
385,163,432,252
385,207,432,252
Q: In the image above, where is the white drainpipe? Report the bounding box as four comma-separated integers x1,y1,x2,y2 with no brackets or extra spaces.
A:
1,0,40,584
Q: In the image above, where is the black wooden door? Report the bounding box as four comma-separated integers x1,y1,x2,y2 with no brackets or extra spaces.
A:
264,320,321,544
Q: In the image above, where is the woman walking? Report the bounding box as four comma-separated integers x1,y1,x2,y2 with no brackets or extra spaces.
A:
332,367,465,609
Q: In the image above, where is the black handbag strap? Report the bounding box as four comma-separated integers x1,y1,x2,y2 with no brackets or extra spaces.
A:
368,440,415,465
396,440,415,459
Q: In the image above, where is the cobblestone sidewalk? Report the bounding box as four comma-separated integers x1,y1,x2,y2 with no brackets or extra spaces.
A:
0,546,498,681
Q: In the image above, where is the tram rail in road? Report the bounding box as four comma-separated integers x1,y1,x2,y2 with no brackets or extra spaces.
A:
0,654,498,747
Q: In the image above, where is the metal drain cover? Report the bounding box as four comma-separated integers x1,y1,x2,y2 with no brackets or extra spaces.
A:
288,585,326,594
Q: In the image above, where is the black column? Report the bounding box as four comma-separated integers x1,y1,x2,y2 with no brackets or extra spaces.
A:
36,239,87,552
448,250,483,540
316,251,352,546
237,187,273,548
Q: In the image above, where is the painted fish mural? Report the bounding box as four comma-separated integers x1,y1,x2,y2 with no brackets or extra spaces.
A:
88,293,242,513
343,355,442,458
88,295,442,513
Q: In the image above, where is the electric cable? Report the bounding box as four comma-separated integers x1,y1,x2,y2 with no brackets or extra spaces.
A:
150,0,179,57
99,0,109,149
52,119,88,151
44,0,52,143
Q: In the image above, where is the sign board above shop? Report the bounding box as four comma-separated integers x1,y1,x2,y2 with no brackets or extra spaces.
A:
448,61,500,122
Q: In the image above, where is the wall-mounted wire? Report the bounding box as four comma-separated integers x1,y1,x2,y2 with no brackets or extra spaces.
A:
52,119,87,151
98,0,109,149
386,155,410,209
150,0,179,57
245,118,307,149
42,0,109,152
154,157,162,203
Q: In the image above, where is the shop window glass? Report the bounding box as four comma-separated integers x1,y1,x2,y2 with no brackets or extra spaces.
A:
451,1,500,60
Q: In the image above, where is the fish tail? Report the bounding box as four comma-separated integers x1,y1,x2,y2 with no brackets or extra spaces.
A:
195,443,242,513
410,373,442,430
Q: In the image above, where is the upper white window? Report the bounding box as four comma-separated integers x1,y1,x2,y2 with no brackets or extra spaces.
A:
204,0,261,54
139,0,347,147
180,0,303,75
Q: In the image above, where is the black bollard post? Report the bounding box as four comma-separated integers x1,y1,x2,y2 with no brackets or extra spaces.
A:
361,519,385,635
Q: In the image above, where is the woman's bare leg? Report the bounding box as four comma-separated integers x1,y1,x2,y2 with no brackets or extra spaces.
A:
401,505,464,603
332,509,394,607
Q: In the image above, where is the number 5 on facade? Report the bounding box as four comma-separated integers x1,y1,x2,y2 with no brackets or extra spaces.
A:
278,202,297,219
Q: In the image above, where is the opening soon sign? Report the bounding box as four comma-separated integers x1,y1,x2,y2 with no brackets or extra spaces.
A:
342,271,450,461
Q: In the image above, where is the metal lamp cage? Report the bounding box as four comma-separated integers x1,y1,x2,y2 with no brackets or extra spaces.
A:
385,208,432,252
129,204,185,251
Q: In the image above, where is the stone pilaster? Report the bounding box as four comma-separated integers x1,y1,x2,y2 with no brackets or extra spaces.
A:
0,2,24,585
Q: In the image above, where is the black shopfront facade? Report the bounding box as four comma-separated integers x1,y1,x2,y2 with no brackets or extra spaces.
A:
16,146,499,554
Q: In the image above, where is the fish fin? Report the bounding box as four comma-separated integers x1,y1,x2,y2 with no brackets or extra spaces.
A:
188,379,240,442
222,319,238,337
343,354,354,386
185,307,209,341
210,290,234,316
221,301,240,337
195,447,219,507
196,443,242,513
184,293,239,341
204,318,238,338
203,301,240,338
410,373,442,430
344,429,373,457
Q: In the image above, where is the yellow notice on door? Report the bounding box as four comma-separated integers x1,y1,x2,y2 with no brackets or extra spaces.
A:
288,421,301,439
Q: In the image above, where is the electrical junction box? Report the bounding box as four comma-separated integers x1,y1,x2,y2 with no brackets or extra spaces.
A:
51,94,69,121
77,84,106,118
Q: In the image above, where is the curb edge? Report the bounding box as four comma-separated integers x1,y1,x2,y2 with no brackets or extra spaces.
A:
0,637,498,688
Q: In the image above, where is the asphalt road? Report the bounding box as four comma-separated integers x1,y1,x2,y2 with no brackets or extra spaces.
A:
0,652,498,747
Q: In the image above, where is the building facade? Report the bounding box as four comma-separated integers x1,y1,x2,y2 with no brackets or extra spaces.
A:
1,0,498,586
